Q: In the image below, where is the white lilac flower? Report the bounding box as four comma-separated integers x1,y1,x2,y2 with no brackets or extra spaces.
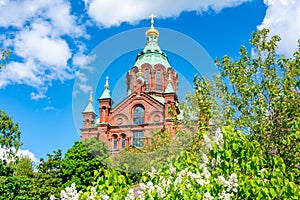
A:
214,128,224,148
50,195,56,200
86,187,98,200
140,183,147,190
60,183,80,200
101,195,109,200
202,154,210,165
196,178,207,186
203,191,214,200
156,186,165,198
200,165,211,179
219,190,231,200
204,134,212,150
169,164,176,174
148,167,156,177
218,176,228,186
137,190,145,200
125,189,135,200
146,181,154,188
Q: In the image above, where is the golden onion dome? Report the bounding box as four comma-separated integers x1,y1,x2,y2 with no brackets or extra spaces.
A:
146,27,159,37
146,14,159,37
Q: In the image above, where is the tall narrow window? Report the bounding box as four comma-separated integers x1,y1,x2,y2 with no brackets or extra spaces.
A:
122,136,126,148
133,131,144,148
157,69,161,91
133,106,144,125
145,69,149,90
113,136,117,149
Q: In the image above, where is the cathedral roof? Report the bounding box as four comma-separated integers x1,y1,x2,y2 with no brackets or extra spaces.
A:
83,91,96,113
164,82,175,93
99,76,111,99
134,15,171,69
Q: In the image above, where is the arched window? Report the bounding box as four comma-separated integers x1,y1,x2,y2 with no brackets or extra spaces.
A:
112,135,117,149
157,69,161,91
122,135,126,148
133,106,144,125
144,69,149,90
133,131,144,148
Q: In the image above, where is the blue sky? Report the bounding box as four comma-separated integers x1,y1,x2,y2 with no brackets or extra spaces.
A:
0,0,299,161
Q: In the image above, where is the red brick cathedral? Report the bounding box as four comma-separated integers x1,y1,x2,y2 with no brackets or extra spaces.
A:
81,17,179,151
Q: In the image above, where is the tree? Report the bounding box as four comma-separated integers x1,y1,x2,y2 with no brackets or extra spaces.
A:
31,150,64,200
13,156,34,177
0,110,22,160
61,138,109,192
0,176,34,200
214,28,300,174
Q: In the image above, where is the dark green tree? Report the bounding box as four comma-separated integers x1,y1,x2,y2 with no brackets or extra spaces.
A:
0,110,22,160
0,176,33,200
31,150,63,200
61,138,109,191
13,156,34,177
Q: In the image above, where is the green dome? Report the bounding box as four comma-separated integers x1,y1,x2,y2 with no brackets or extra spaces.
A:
134,28,171,68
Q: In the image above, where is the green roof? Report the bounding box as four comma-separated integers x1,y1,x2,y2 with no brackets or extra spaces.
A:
164,82,175,93
134,31,171,68
83,102,95,113
99,88,111,99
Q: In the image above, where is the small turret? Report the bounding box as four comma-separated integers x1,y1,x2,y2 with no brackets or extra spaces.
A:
98,76,113,123
82,91,96,128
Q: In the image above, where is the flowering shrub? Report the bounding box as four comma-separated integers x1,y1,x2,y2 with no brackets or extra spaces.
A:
54,125,299,199
131,126,299,199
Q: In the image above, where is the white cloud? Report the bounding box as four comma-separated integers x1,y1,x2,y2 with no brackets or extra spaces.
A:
0,0,83,35
84,0,251,27
16,149,38,162
30,92,47,100
72,53,97,96
258,0,300,57
0,0,87,99
0,147,38,162
14,21,72,67
43,106,55,111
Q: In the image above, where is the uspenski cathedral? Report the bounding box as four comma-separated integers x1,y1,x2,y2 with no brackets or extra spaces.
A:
81,16,180,152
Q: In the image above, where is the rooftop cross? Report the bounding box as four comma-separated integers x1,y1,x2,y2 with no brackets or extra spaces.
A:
104,76,109,89
149,13,156,28
89,91,93,103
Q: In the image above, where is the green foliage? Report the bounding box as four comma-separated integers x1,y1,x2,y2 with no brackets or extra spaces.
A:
0,159,13,177
0,176,34,200
138,126,300,199
31,150,64,199
80,167,132,200
0,110,22,159
13,156,34,177
108,128,193,179
61,138,109,192
215,28,300,175
82,137,110,162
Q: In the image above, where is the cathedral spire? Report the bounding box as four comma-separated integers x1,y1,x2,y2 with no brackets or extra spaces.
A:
165,72,175,93
89,91,93,103
104,76,109,89
150,13,155,28
83,90,96,113
100,76,111,99
146,13,159,37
